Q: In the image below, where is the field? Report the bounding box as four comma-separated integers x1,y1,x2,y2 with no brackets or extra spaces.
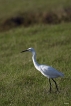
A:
0,0,71,18
0,0,71,106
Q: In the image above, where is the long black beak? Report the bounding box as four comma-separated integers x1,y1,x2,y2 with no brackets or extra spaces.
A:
21,49,28,53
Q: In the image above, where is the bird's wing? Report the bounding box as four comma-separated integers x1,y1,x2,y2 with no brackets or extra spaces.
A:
40,65,63,78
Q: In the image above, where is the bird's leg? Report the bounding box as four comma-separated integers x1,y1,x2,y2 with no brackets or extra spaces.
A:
49,78,52,93
51,78,59,92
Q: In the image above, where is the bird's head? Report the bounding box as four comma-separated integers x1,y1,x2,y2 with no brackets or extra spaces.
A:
21,47,35,53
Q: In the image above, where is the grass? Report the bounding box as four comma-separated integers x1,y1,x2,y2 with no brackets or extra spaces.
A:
0,0,71,32
0,0,71,18
0,0,71,105
0,23,71,106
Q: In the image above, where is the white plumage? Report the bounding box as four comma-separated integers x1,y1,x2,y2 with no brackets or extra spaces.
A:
39,65,64,78
21,47,64,92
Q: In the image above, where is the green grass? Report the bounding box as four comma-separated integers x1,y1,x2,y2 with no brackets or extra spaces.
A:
0,23,71,106
0,0,71,32
0,0,71,18
0,0,71,105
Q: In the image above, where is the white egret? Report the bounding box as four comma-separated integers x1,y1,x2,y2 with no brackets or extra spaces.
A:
21,48,64,92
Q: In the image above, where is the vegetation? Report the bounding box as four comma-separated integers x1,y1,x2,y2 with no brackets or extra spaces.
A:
0,0,71,31
0,0,71,18
0,0,71,106
0,23,71,106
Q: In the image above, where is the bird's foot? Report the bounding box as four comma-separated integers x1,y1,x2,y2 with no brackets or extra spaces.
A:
47,89,52,93
54,89,60,94
47,89,60,94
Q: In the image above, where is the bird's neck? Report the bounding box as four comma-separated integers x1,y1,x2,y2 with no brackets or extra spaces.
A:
32,51,39,68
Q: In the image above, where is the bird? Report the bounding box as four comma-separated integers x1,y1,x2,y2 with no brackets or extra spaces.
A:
21,47,64,92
